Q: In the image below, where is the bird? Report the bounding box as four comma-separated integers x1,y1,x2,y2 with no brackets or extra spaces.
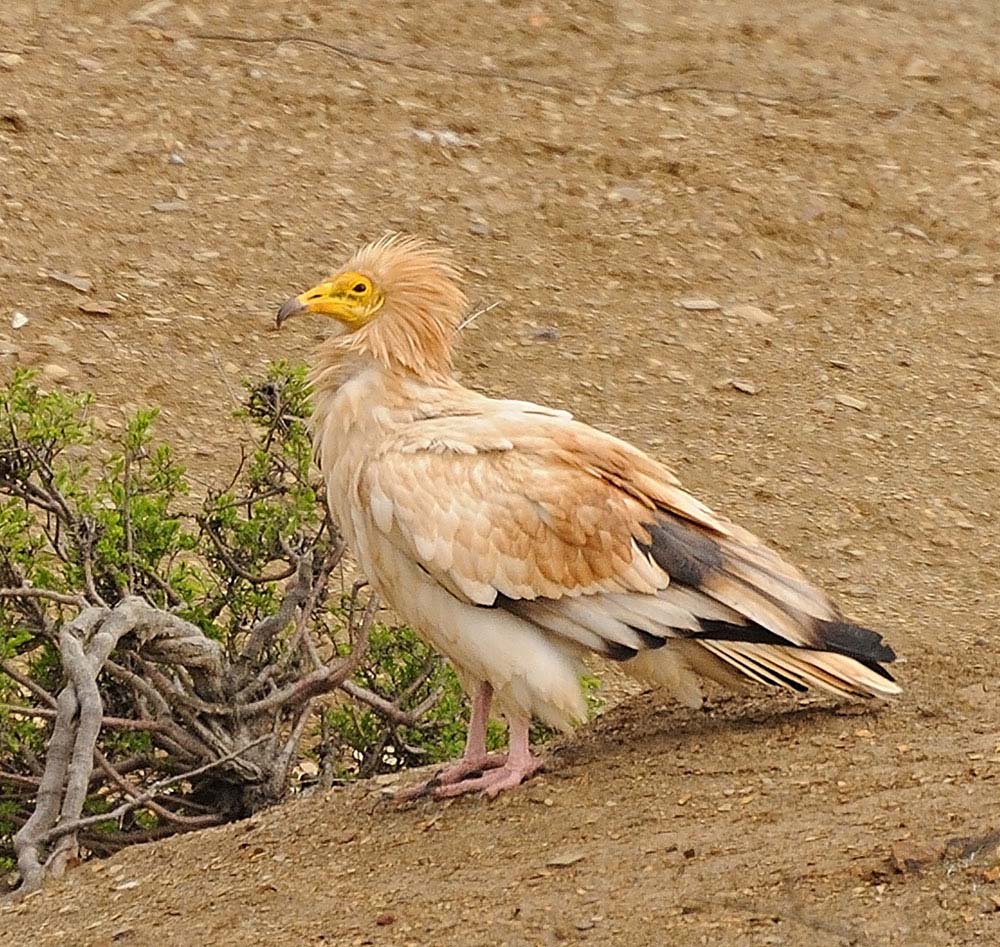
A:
275,234,900,799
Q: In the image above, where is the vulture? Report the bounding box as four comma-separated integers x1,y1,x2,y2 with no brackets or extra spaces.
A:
276,235,900,798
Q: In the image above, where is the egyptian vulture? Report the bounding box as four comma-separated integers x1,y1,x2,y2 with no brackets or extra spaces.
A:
276,235,899,798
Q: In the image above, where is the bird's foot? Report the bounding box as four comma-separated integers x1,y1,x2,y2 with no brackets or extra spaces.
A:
423,753,545,800
394,752,508,802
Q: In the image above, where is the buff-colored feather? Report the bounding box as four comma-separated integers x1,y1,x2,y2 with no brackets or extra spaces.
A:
293,235,899,737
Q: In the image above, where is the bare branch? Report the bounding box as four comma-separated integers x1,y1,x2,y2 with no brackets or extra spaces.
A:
201,518,297,585
270,699,314,799
0,703,182,734
240,550,314,662
230,595,377,717
12,607,105,894
0,586,88,608
192,32,580,94
121,449,136,595
93,750,223,830
457,299,502,333
36,735,271,846
190,33,836,110
339,680,443,728
1,660,58,708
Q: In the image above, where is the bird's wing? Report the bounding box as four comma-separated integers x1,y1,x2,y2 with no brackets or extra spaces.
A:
362,408,898,694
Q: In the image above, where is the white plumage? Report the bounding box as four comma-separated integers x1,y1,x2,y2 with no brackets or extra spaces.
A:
277,235,900,797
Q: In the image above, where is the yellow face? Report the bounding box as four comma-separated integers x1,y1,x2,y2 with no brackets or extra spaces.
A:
276,270,385,329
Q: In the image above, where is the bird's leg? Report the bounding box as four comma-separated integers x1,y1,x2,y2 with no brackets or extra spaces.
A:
431,715,544,799
395,682,506,800
434,681,509,780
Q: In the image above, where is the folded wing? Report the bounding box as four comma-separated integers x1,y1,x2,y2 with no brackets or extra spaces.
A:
362,407,899,700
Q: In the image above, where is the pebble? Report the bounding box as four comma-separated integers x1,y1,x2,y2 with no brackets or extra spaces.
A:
607,184,646,203
546,850,587,867
78,301,115,316
677,297,721,311
42,363,71,381
903,57,940,81
0,52,24,70
724,304,776,325
42,334,72,354
1,106,28,131
11,310,28,329
48,271,93,293
834,392,868,411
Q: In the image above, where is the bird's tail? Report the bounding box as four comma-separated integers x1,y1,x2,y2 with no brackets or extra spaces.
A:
626,621,900,709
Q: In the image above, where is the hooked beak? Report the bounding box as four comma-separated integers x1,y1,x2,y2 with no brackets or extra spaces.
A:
275,294,308,329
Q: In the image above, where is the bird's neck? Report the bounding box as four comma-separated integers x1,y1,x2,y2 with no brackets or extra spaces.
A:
309,341,462,434
310,327,456,393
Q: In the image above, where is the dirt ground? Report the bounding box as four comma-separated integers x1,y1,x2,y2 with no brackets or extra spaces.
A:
2,0,1000,944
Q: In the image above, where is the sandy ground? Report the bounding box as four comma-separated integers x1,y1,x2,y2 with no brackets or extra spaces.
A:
2,0,1000,944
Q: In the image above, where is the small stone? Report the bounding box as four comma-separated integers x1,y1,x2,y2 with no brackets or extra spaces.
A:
41,363,71,381
440,129,468,147
731,379,758,395
677,297,721,311
42,335,71,354
546,850,587,867
168,152,185,165
1,107,28,131
48,271,93,293
895,223,930,241
0,52,24,70
152,201,187,213
129,0,175,23
903,57,940,81
889,841,943,874
11,311,29,329
468,218,491,236
833,393,868,411
724,304,776,325
973,274,996,286
79,301,115,316
530,326,560,341
622,20,652,35
76,57,103,72
374,913,395,926
607,184,646,203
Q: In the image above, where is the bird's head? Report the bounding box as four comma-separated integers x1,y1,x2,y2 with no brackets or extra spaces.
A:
276,270,385,329
275,234,465,334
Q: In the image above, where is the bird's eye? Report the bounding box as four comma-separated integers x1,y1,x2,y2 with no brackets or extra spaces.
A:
353,282,368,293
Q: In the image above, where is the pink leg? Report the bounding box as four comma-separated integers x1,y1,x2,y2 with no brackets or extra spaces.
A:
395,682,506,801
432,715,544,799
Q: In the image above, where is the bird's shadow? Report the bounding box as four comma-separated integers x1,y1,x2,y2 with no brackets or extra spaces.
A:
548,689,890,772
